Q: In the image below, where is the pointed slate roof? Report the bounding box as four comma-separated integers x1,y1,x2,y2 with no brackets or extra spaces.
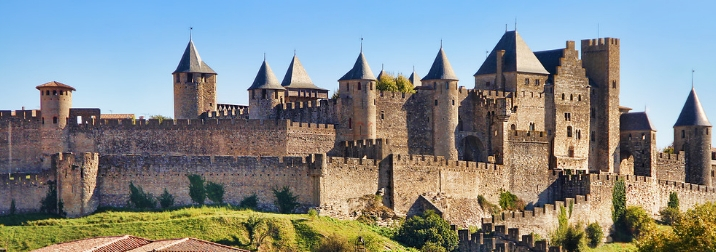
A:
248,60,284,90
338,52,376,81
173,40,216,74
533,49,564,75
36,81,76,91
674,88,711,127
281,55,325,90
620,112,656,131
409,70,422,86
475,31,549,76
376,69,387,80
422,47,458,81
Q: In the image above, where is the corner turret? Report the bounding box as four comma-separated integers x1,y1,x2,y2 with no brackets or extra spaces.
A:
37,81,75,129
172,38,217,119
673,88,712,185
248,59,285,120
338,52,376,140
423,47,459,160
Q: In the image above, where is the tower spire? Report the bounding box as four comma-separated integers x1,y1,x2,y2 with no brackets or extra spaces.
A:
692,69,695,88
189,27,193,41
515,18,517,31
360,37,363,53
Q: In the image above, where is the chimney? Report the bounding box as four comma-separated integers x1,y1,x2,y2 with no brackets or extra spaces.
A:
496,50,505,90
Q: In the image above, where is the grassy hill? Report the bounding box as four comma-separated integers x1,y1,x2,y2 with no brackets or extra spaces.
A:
0,206,411,251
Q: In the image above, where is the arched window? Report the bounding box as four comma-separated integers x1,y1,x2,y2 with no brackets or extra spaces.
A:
628,133,632,140
53,90,57,95
529,122,535,131
681,130,685,138
578,95,582,101
511,124,516,130
262,89,267,99
567,126,573,137
561,93,565,100
358,82,361,90
570,94,573,101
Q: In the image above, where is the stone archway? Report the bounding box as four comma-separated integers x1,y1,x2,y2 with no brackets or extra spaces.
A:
460,136,486,162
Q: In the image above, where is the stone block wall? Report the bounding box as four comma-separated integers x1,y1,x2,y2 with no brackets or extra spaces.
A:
317,157,380,216
0,110,44,173
655,152,686,182
55,152,100,217
0,170,53,215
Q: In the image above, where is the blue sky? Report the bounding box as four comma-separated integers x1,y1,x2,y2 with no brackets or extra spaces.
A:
0,0,714,148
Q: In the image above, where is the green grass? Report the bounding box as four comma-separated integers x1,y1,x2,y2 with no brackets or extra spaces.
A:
583,242,637,252
0,206,409,251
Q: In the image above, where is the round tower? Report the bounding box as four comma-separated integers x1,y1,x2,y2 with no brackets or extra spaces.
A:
172,38,217,119
673,88,712,185
423,47,459,160
36,81,75,129
338,52,376,140
248,59,285,120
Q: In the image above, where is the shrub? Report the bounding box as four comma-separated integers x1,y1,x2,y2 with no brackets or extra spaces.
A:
127,182,156,209
659,207,680,225
498,190,525,211
40,181,59,215
477,195,500,214
421,242,447,252
307,208,318,219
395,210,459,251
158,188,174,209
612,179,627,241
586,222,603,248
315,233,351,252
624,206,655,240
240,194,258,209
667,192,679,210
187,174,206,205
273,186,299,214
205,181,225,204
10,199,16,215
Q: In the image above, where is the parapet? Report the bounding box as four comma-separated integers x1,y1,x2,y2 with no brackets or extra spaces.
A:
393,154,503,171
581,37,620,50
657,152,684,162
0,170,54,187
508,130,549,143
87,118,293,131
0,109,39,120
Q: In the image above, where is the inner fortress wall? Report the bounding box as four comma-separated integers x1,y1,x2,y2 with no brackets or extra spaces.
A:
0,170,53,215
375,90,434,155
0,110,44,173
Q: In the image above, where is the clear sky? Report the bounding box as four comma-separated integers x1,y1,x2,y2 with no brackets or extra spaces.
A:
1,0,714,148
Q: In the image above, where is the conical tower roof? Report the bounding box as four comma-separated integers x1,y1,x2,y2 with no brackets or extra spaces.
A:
474,31,549,76
281,55,325,90
422,47,458,81
408,70,422,86
339,52,375,81
674,88,711,127
36,81,76,91
173,40,216,74
248,60,284,90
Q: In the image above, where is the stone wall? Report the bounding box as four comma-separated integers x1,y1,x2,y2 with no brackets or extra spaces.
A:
0,110,44,173
0,170,53,215
655,152,686,182
317,156,380,216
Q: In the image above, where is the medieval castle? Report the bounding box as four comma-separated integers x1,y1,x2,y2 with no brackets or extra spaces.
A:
2,30,715,248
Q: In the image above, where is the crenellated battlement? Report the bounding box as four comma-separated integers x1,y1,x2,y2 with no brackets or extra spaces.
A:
509,130,549,142
0,110,40,120
477,90,512,99
0,170,54,187
73,118,294,131
581,37,620,49
326,156,379,167
461,221,555,251
657,152,684,161
393,154,503,171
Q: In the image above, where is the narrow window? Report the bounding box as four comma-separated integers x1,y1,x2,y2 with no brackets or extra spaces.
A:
568,146,575,157
435,100,438,106
536,79,540,85
577,130,581,139
511,124,516,130
525,78,530,85
570,94,573,101
612,80,616,89
46,90,50,96
567,126,573,137
681,130,685,138
348,118,352,129
562,93,565,100
486,81,491,86
529,123,535,131
53,117,58,124
251,90,255,99
347,83,350,91
262,89,267,99
641,133,646,140
452,100,455,106
370,82,373,90
591,131,595,142
591,108,595,118
578,95,582,101
274,90,278,99
53,90,57,95
380,111,385,120
628,134,632,140
42,117,45,124
187,73,193,82
358,82,361,90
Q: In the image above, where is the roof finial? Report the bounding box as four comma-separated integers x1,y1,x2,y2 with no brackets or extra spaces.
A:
381,63,384,71
505,24,508,32
360,36,363,53
294,49,296,56
413,65,415,72
692,69,695,88
263,52,266,61
440,39,443,49
189,27,193,41
515,18,517,31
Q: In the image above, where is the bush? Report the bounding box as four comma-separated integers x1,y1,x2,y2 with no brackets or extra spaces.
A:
273,186,299,214
498,190,525,211
10,199,16,215
637,202,716,251
315,233,351,252
127,182,156,209
667,192,679,210
187,174,206,205
205,181,225,204
612,179,627,241
477,195,500,214
659,207,680,225
158,188,174,209
421,242,447,252
586,222,603,248
395,210,459,251
624,206,655,240
40,181,61,215
240,194,258,209
308,208,318,219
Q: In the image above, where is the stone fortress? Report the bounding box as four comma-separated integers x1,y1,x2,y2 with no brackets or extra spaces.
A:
2,30,716,247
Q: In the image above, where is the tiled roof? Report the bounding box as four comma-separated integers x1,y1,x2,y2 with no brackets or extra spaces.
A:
338,52,375,81
620,112,656,131
32,235,150,252
409,70,422,86
173,40,216,74
36,81,76,91
533,49,564,75
674,88,711,127
128,238,249,252
281,55,325,90
248,60,285,90
475,31,549,76
422,47,458,81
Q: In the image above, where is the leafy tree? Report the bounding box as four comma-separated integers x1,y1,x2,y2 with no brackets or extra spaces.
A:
273,186,299,214
331,90,339,100
551,205,586,251
376,73,399,92
586,222,603,248
660,207,680,226
661,143,675,154
149,115,172,124
396,74,416,93
127,182,156,209
158,188,174,209
240,194,258,209
638,202,716,251
624,206,656,240
205,181,225,204
315,233,351,252
498,190,525,211
395,210,459,251
612,179,628,241
187,174,206,205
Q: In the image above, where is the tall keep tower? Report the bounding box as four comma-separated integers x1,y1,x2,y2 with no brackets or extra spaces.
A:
338,51,377,140
582,38,620,173
248,59,285,120
673,88,712,185
172,38,217,119
423,47,459,160
37,81,74,169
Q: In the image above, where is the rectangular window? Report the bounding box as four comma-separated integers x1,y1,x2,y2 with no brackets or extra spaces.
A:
536,79,540,85
486,81,491,86
435,100,438,106
525,78,530,85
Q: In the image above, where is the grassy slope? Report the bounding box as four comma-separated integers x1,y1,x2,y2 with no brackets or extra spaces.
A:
0,207,410,252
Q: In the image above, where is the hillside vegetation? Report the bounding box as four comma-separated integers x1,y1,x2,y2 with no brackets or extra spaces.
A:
0,206,410,251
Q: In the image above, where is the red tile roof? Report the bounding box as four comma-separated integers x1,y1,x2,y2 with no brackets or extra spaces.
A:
32,236,250,252
35,81,76,91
